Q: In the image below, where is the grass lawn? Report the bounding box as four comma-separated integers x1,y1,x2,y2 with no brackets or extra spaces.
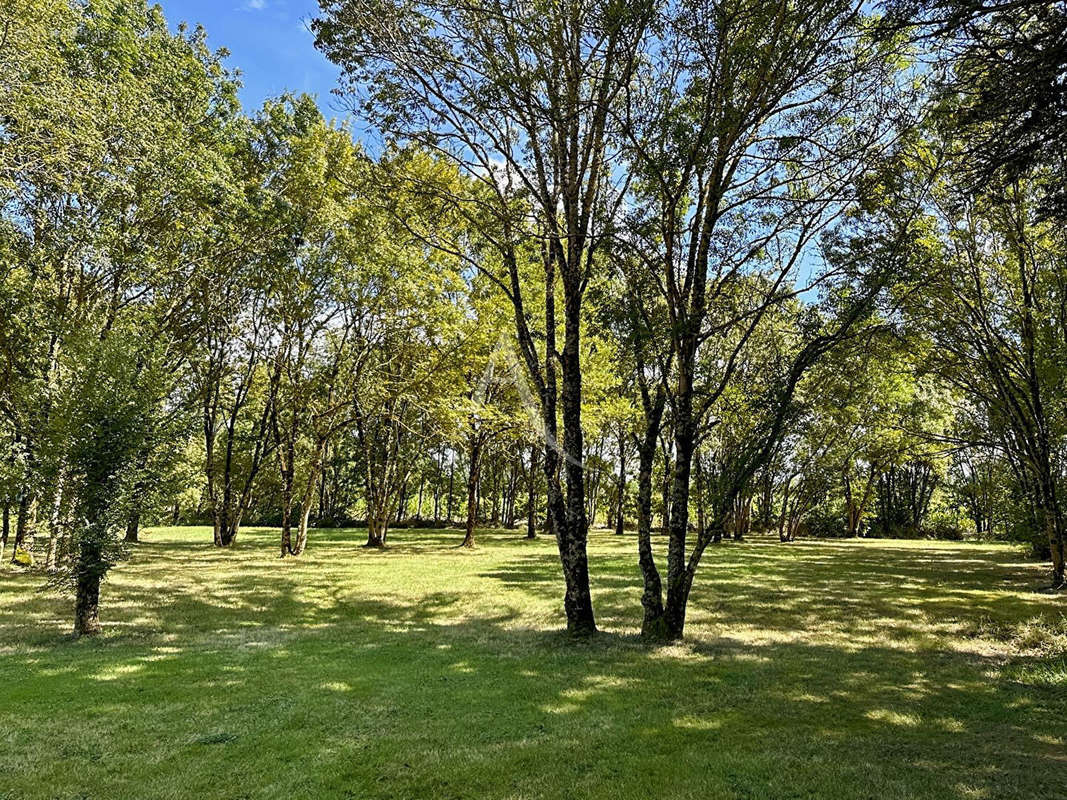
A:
1,527,1065,800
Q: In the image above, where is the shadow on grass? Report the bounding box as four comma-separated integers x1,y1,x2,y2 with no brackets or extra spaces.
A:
0,527,1064,799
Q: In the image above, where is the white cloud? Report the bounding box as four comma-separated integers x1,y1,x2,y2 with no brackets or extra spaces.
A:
244,0,266,10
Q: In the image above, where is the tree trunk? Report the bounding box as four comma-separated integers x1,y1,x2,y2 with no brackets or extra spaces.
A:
364,514,387,548
293,503,312,556
214,506,239,547
11,492,34,563
526,445,538,539
0,503,9,562
489,462,501,527
1040,477,1065,586
636,387,667,639
504,459,518,528
660,439,672,533
694,453,706,543
124,511,141,544
779,475,793,542
74,570,101,636
74,537,103,636
733,495,751,540
462,435,482,548
660,369,697,642
555,296,596,637
446,455,455,524
1049,522,1065,587
279,469,295,557
397,479,408,525
317,449,328,520
45,528,59,570
433,448,443,525
614,433,627,536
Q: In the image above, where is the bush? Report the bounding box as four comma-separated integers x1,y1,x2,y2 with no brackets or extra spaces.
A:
804,508,845,538
924,515,965,541
866,521,923,539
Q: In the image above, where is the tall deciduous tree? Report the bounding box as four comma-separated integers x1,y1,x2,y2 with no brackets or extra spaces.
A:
314,0,653,635
619,0,913,639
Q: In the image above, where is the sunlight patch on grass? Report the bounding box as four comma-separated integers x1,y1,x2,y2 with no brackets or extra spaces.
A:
864,708,922,727
321,681,352,692
672,714,722,730
539,702,582,714
934,717,965,733
787,691,830,704
91,663,145,681
954,784,992,799
1033,733,1064,746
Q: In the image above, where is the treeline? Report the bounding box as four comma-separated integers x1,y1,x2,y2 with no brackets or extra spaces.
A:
1,0,1064,638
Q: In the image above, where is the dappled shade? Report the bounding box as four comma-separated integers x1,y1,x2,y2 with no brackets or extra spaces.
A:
1,528,1064,799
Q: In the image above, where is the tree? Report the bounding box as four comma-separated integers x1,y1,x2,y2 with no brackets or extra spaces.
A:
59,331,166,635
617,0,915,639
253,96,367,557
1,0,242,629
314,0,654,635
904,176,1067,583
886,0,1067,219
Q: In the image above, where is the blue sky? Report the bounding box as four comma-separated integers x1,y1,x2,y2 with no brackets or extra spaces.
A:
159,0,351,121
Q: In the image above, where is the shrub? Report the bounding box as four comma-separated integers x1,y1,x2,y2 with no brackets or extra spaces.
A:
924,515,965,541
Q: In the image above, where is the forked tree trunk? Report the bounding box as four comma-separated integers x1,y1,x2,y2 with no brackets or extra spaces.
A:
287,464,321,557
214,506,240,548
365,513,388,547
657,372,698,642
732,495,751,540
218,526,238,547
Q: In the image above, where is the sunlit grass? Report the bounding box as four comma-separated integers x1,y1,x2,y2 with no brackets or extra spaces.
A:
1,527,1065,799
